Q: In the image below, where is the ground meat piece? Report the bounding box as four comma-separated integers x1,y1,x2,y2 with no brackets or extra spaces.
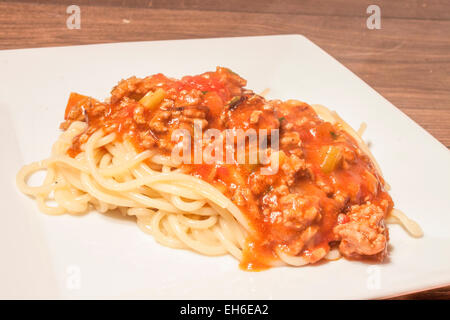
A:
341,144,357,169
222,94,279,132
315,176,334,195
183,107,206,119
248,151,305,195
110,75,163,104
110,73,180,104
155,105,208,131
89,101,107,117
280,131,301,148
286,226,320,255
334,203,388,260
147,104,210,151
177,89,203,106
149,110,171,133
179,105,209,129
133,105,146,124
215,67,247,96
230,185,252,207
249,172,276,195
110,76,142,103
280,154,306,186
275,100,321,130
333,190,349,206
65,105,84,122
278,194,321,231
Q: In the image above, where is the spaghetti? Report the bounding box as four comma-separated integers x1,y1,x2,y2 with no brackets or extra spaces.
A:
16,67,422,270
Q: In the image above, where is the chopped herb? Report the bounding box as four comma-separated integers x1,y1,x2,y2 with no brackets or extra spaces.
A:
201,91,208,94
279,117,285,122
330,131,338,139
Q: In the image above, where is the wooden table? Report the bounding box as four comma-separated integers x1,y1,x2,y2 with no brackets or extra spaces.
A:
1,0,448,299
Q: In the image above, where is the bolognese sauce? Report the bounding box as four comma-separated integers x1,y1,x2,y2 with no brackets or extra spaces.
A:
61,67,392,270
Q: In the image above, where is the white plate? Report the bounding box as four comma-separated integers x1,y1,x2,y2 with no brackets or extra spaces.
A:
1,35,449,299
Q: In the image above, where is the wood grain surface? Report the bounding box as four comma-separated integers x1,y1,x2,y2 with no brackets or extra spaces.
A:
0,0,449,299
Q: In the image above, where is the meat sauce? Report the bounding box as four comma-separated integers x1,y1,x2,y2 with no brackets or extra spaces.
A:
62,67,393,270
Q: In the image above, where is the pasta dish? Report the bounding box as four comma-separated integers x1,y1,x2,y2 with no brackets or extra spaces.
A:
17,67,422,270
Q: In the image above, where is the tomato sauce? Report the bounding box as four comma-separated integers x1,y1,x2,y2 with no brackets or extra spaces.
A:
62,67,393,269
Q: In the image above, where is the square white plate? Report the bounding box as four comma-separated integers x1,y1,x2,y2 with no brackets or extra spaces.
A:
1,35,449,299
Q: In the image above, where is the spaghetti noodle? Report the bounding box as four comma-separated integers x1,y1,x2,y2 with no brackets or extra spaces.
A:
16,67,422,270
